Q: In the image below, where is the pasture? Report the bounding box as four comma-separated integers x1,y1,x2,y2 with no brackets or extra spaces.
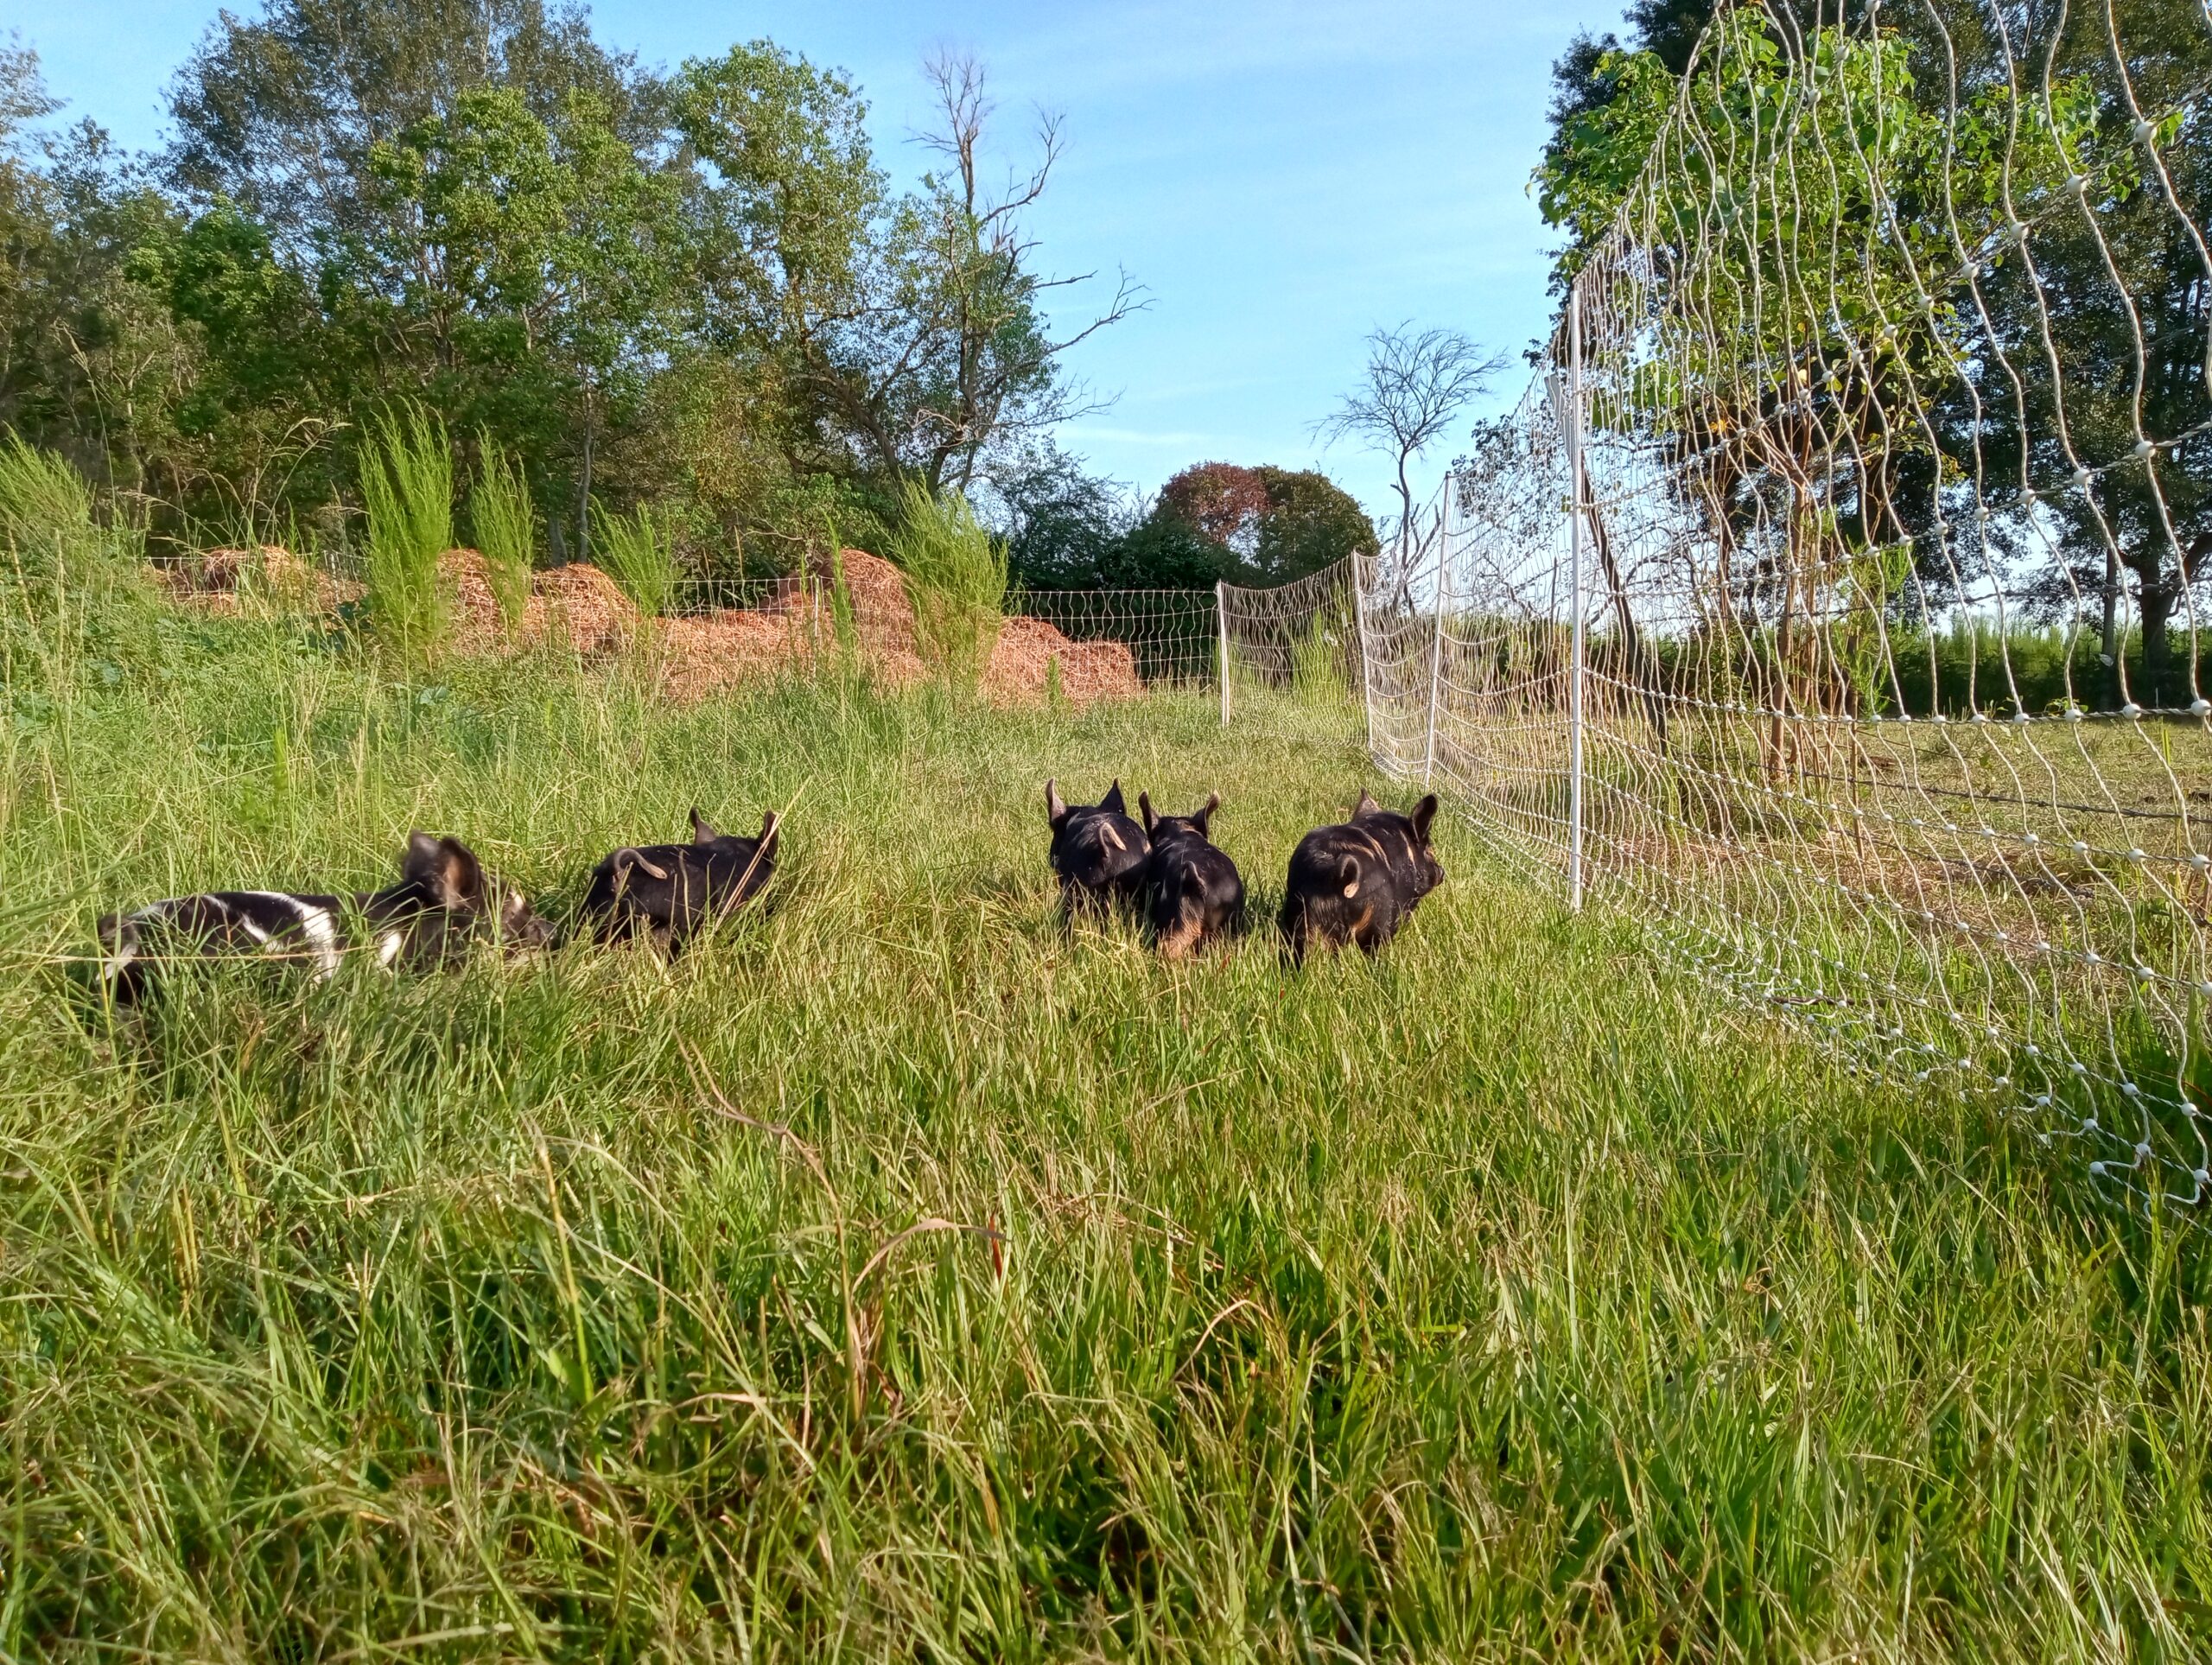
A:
4,603,2209,1660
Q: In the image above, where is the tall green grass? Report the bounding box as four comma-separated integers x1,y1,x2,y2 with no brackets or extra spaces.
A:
0,435,102,575
358,405,454,660
890,479,1008,686
2,588,2209,1658
0,438,159,694
594,500,679,617
467,433,535,632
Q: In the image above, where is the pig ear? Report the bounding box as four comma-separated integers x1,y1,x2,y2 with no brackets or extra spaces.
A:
1353,788,1381,818
404,832,486,909
690,807,721,843
1045,778,1069,829
1102,779,1127,816
1194,791,1220,836
756,810,780,861
1138,791,1157,833
1411,793,1440,842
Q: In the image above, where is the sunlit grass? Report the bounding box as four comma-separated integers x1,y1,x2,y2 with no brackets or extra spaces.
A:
359,404,455,662
891,479,1009,687
469,434,537,633
0,606,2208,1660
594,501,680,619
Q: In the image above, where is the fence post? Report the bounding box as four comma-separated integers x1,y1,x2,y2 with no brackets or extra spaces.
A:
1351,555,1377,759
1566,277,1588,912
1423,495,1449,786
1216,581,1230,728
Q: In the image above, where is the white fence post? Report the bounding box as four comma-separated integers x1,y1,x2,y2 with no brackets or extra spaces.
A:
1566,279,1589,912
1351,555,1377,760
1423,493,1449,787
1216,581,1230,727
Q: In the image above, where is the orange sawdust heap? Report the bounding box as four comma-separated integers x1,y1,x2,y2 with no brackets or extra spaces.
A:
150,543,1146,708
153,545,361,614
440,549,638,656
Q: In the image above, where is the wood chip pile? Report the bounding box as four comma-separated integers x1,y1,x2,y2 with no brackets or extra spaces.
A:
153,543,1145,708
152,546,362,614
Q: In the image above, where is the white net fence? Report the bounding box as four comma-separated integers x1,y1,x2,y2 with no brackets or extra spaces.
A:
1217,562,1370,740
1332,3,2212,1209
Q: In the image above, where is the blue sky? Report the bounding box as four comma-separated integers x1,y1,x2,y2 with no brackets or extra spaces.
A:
15,0,1622,522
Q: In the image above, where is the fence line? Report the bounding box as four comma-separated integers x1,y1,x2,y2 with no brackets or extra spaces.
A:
1319,3,2212,1211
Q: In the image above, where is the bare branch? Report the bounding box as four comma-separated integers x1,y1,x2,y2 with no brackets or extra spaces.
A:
1317,322,1510,569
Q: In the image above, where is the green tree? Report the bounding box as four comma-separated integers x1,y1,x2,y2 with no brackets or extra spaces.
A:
166,0,647,255
796,54,1139,498
1251,466,1378,584
1534,10,2084,718
348,84,687,557
0,49,201,514
995,444,1134,589
1102,461,1376,590
1936,3,2212,705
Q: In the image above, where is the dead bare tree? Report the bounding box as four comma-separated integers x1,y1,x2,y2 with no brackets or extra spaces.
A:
804,51,1144,497
1316,323,1509,585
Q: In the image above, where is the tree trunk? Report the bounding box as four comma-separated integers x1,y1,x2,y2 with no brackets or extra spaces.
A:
2140,568,2174,709
1587,501,1666,747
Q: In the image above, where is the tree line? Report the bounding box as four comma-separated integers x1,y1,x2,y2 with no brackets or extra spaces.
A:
0,0,1383,590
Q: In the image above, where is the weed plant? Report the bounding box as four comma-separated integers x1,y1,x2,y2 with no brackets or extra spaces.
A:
0,440,160,696
595,501,679,617
469,435,536,632
358,405,454,661
891,479,1008,687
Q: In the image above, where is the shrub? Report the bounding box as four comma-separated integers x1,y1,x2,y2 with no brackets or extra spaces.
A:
0,435,101,578
595,503,679,618
890,480,1007,687
359,406,454,660
469,435,535,632
0,438,160,691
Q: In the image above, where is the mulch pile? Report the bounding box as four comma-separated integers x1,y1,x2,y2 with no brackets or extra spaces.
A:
983,615,1142,708
155,543,1144,709
442,550,637,657
152,546,362,615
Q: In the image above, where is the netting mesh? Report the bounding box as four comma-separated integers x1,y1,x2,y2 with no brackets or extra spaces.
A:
1012,588,1220,688
1338,3,2212,1209
1218,563,1370,740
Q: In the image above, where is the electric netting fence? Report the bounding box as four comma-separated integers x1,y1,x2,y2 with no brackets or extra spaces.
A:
1322,2,2212,1210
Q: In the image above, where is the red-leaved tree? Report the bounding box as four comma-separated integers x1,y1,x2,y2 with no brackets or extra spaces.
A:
1157,462,1268,560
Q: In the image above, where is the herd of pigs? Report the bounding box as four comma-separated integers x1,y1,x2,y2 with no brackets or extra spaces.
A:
91,781,1445,1003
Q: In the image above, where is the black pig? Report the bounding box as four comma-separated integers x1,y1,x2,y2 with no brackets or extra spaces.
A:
580,807,780,955
96,832,552,1003
1280,790,1443,961
1138,791,1244,958
1045,778,1149,913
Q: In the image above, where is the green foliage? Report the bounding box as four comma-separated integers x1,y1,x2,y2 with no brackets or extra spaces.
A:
1251,465,1379,583
3,6,1135,568
0,438,160,693
888,479,1007,685
1289,601,1357,706
594,501,679,617
468,435,536,632
358,405,454,660
0,435,97,575
1101,462,1378,589
1538,15,2088,418
998,445,1135,589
